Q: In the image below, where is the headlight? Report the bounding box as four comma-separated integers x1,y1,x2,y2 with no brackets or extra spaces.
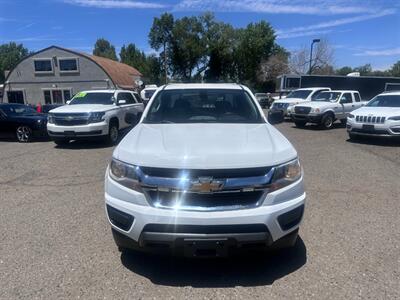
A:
311,108,320,113
109,158,142,192
348,114,355,118
89,112,105,123
388,116,400,121
269,159,302,192
48,114,54,124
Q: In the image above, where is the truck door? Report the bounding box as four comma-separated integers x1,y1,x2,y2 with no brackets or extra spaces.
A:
339,93,353,117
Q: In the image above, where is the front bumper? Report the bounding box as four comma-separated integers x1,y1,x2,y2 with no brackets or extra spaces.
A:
47,121,108,138
292,113,322,123
347,119,400,137
104,172,306,255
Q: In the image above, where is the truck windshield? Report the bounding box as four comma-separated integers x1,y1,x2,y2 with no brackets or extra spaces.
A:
69,92,114,105
367,95,400,107
2,105,37,115
143,89,263,124
286,90,312,99
312,92,341,102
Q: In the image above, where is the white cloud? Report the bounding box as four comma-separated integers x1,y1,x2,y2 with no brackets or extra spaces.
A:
175,0,393,15
278,29,332,39
354,48,400,56
63,0,166,9
276,9,395,39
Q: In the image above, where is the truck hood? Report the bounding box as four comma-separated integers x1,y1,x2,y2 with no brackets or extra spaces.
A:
114,124,297,169
49,104,115,114
352,106,400,117
295,101,336,110
274,98,308,104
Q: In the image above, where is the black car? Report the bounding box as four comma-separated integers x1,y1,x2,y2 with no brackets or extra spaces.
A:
0,104,48,142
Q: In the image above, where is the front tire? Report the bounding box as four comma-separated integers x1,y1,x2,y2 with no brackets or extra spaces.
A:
16,126,32,143
320,113,334,129
106,122,119,145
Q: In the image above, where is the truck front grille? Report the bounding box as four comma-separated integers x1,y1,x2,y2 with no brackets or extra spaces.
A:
52,113,90,126
294,106,311,114
146,190,265,211
355,115,386,124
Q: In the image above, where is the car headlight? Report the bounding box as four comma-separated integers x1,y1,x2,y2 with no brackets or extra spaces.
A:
109,158,142,192
269,158,302,192
388,116,400,121
48,114,54,124
311,108,320,113
348,113,355,118
89,112,106,123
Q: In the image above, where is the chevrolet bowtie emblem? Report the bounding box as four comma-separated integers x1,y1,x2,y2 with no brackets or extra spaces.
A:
190,177,224,193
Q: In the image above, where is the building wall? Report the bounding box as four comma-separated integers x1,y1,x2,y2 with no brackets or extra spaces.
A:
3,47,116,105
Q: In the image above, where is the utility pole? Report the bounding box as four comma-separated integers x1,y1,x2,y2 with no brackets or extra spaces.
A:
309,39,320,75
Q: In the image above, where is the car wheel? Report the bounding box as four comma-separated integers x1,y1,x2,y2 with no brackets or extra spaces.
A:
53,139,70,146
106,122,119,145
16,126,32,143
320,113,334,129
294,121,307,128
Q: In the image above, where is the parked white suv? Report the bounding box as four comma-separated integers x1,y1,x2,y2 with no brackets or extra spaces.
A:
105,83,306,257
47,90,144,145
347,91,400,138
269,87,331,119
292,90,366,129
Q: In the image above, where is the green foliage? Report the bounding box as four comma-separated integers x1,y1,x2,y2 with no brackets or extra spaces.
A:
0,42,29,83
336,66,353,76
390,61,400,77
93,38,118,61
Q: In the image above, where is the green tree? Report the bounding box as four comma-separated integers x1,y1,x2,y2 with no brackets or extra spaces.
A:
234,21,276,85
390,61,400,77
149,13,174,83
0,42,29,83
354,64,372,75
120,43,148,74
336,66,353,75
93,38,118,61
169,16,205,81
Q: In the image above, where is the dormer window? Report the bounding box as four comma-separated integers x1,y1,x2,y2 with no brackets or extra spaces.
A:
34,59,53,73
59,58,79,73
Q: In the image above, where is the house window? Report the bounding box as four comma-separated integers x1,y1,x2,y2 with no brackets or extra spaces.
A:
42,89,72,104
7,91,25,104
59,58,78,72
34,59,53,73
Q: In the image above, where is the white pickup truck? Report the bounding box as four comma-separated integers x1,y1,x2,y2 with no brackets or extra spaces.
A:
105,83,306,257
292,90,366,129
269,87,331,119
47,90,144,145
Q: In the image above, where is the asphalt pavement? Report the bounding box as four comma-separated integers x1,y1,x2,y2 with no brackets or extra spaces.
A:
0,121,399,299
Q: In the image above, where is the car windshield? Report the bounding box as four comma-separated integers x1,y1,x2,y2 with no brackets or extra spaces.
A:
69,92,114,105
367,95,400,107
143,89,263,124
312,92,341,102
2,105,37,115
286,90,313,99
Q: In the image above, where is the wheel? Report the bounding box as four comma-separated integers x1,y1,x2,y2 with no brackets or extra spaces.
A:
53,139,70,146
106,122,119,145
294,121,307,128
16,126,32,143
320,113,334,129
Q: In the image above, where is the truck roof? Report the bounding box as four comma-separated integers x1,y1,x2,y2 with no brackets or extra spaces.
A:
324,90,360,93
163,83,243,90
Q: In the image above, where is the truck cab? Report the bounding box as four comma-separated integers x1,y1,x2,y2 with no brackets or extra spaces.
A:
292,90,365,129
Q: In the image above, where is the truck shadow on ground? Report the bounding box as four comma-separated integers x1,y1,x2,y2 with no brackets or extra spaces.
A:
290,122,346,131
346,136,400,147
120,237,307,287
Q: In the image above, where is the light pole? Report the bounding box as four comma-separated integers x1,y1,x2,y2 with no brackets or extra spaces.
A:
309,39,320,75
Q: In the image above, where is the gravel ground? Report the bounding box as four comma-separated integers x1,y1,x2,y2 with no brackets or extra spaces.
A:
0,121,399,299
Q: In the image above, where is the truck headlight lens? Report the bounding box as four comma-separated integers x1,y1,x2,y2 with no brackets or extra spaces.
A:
388,116,400,121
89,112,105,123
270,159,302,191
109,158,142,192
348,114,355,118
311,108,320,113
48,114,54,124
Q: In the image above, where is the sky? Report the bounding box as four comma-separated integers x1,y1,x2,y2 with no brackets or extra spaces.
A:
1,0,399,70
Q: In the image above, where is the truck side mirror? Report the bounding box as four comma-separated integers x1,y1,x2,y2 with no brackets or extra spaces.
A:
267,111,284,125
125,112,138,125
